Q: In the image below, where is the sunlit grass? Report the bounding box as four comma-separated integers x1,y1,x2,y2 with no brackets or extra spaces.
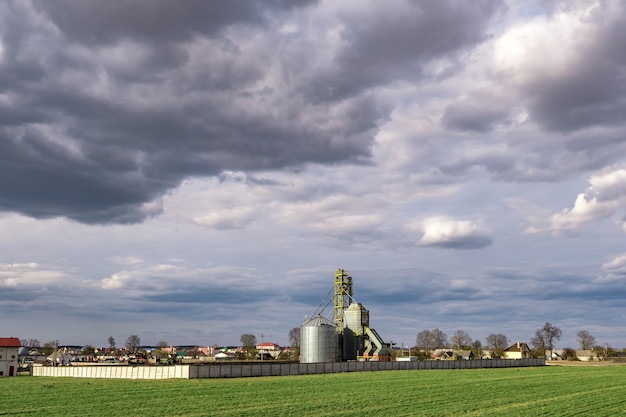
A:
1,365,625,416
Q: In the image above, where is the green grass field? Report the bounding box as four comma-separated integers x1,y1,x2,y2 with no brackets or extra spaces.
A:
2,365,625,416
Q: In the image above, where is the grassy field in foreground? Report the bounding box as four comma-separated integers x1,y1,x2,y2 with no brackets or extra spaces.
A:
1,365,625,416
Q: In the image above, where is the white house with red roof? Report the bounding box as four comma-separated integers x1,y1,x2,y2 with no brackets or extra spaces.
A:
256,342,281,359
0,337,21,377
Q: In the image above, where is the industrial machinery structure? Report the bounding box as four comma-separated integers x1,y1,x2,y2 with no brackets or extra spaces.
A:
300,269,390,363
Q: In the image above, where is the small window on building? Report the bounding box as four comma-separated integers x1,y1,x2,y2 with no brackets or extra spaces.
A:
12,355,16,359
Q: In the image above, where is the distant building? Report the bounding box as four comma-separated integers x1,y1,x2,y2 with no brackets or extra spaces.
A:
575,350,598,361
0,337,21,377
255,342,280,351
504,342,532,359
214,352,236,361
256,342,281,359
455,350,475,360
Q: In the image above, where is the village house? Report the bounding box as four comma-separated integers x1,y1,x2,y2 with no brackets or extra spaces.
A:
480,349,493,359
431,349,451,360
575,350,598,361
214,351,236,361
504,342,532,359
256,342,281,360
455,350,475,360
177,349,210,363
430,349,475,360
0,337,21,377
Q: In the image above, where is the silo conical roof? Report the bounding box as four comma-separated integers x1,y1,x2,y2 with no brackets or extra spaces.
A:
302,315,335,327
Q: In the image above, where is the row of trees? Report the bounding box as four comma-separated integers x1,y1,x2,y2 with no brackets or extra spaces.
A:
19,323,611,361
20,335,149,356
281,323,606,361
414,323,607,359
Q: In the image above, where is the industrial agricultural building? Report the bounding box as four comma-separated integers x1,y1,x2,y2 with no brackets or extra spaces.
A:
30,268,546,380
300,269,391,363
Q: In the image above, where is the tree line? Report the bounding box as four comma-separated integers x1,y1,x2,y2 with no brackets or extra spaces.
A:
20,322,619,361
19,334,171,357
412,322,619,359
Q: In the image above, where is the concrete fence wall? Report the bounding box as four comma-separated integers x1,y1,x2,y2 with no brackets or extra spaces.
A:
33,358,544,380
33,364,190,379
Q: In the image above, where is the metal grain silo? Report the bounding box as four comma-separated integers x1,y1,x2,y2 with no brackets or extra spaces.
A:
300,315,339,363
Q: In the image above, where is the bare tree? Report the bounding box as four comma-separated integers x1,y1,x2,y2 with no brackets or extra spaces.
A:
20,339,40,349
472,339,483,357
485,333,509,358
42,340,59,356
432,328,448,348
531,322,562,358
576,330,596,350
125,335,141,352
416,330,435,354
289,327,301,349
451,330,472,350
485,334,509,350
108,336,116,351
417,328,449,353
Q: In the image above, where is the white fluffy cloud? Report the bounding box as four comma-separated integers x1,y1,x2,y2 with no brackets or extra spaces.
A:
193,207,256,230
0,262,69,287
602,253,626,271
598,252,626,283
551,168,626,231
409,216,493,249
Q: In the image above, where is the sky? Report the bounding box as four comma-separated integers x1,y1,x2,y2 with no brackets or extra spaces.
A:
1,0,625,351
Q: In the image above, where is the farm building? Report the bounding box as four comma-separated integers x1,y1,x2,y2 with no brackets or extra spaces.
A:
256,342,281,360
504,342,532,359
0,337,21,377
455,350,475,360
300,269,391,363
575,350,598,361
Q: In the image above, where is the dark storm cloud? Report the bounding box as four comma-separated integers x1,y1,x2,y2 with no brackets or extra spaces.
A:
523,5,626,132
441,94,511,132
421,234,493,249
305,0,505,101
0,0,502,224
32,0,319,45
428,2,626,187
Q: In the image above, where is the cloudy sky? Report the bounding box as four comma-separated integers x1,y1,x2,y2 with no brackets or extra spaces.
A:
1,0,625,350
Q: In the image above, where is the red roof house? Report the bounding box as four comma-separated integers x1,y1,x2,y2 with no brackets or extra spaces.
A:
0,337,21,377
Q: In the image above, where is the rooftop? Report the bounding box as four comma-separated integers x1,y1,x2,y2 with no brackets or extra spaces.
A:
0,337,21,347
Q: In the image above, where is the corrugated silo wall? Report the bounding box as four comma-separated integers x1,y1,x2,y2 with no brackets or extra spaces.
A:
33,358,545,379
300,323,339,363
